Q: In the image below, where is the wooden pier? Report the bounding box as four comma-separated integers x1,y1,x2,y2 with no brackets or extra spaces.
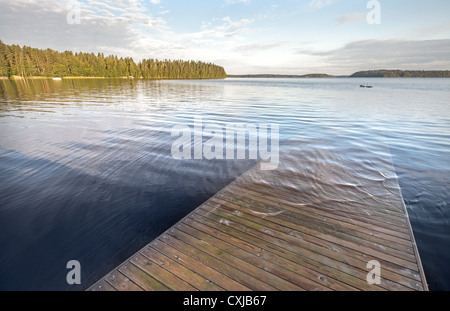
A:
89,146,428,291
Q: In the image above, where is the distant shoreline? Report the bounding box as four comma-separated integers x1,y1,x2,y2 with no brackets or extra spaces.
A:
3,69,450,81
227,70,450,79
227,74,343,78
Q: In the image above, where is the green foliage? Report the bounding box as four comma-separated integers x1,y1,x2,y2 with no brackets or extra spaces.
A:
0,41,9,77
351,70,450,78
138,59,226,79
0,40,227,79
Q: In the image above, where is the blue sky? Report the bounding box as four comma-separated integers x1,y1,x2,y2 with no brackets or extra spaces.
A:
1,0,449,74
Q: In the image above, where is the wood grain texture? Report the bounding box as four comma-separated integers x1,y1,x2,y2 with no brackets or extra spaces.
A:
89,147,428,291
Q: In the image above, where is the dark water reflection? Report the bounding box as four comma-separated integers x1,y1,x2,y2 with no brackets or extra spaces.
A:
0,78,449,290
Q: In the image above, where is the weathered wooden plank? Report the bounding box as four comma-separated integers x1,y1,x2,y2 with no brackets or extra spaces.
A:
225,184,413,242
182,217,357,291
207,198,414,266
215,190,414,256
166,227,280,291
90,279,117,291
104,270,143,291
212,193,417,265
207,198,422,284
118,263,170,291
189,211,385,291
215,189,417,259
236,175,410,230
202,200,423,290
224,180,409,230
151,239,250,291
207,196,419,275
130,253,198,291
159,232,274,291
176,221,311,291
196,206,415,291
140,247,224,291
197,203,419,274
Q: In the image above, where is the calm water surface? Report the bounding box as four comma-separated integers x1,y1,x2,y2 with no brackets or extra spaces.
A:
0,78,449,290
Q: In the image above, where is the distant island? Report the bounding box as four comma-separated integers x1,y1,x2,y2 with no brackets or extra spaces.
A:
350,70,450,78
228,70,450,79
0,41,226,79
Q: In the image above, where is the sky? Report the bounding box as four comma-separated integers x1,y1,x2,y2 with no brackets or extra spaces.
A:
1,0,450,75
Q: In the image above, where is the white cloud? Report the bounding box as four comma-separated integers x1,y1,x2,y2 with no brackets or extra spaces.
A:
414,22,450,39
307,0,335,10
336,12,366,25
303,39,450,73
186,16,254,40
214,16,254,37
0,0,261,73
102,0,142,7
0,0,168,56
234,42,286,56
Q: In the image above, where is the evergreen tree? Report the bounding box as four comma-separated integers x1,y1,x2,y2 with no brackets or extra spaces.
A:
0,41,227,79
0,40,10,77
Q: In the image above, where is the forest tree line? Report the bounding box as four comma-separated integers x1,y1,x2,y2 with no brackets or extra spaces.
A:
0,41,227,79
351,70,450,78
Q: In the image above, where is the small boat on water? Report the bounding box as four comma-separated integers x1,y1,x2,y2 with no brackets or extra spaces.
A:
52,77,62,81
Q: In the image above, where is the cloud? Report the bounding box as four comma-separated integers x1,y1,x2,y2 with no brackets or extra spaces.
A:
235,42,284,51
414,22,450,39
0,0,259,72
215,16,254,37
190,16,254,39
307,0,335,10
103,0,142,7
224,0,250,4
336,12,366,25
0,0,167,58
303,39,450,72
233,42,285,56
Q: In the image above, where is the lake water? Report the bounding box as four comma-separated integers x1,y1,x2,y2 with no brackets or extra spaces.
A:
0,78,449,291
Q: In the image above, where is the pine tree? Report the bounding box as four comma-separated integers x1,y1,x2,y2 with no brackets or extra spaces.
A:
0,40,11,77
0,42,227,79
